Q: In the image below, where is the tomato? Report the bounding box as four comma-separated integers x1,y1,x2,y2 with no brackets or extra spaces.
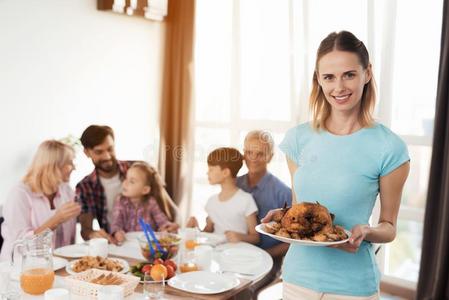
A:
164,259,177,272
153,258,164,265
165,265,175,279
141,264,153,274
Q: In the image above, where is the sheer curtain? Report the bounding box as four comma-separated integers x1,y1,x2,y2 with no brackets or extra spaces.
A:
192,0,443,288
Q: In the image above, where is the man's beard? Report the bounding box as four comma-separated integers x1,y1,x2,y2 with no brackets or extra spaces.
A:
95,157,118,173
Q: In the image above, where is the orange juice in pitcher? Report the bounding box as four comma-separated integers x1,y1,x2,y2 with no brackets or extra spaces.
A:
13,229,55,295
20,268,55,295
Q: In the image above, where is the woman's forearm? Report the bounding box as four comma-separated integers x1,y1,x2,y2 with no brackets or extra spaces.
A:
364,221,396,243
34,215,60,235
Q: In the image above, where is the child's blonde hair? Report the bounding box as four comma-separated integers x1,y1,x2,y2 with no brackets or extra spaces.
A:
130,161,176,221
23,140,74,195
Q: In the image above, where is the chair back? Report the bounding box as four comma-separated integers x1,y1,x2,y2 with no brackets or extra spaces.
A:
0,216,4,251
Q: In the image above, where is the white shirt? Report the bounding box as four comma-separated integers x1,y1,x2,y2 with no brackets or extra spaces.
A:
205,189,258,235
99,174,122,226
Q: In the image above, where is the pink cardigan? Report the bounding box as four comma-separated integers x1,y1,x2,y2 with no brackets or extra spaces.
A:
0,182,76,261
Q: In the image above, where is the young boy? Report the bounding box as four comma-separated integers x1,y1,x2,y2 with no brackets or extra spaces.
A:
187,147,260,244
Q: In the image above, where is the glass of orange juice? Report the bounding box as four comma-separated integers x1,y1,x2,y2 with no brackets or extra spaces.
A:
179,262,199,273
183,228,198,250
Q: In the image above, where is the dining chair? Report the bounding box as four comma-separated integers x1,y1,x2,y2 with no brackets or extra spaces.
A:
0,216,4,252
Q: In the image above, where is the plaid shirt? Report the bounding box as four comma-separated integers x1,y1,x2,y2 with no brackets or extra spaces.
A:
75,160,132,233
110,196,170,234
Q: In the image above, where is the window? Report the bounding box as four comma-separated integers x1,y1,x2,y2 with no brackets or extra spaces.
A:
381,0,442,284
193,0,443,287
193,0,295,228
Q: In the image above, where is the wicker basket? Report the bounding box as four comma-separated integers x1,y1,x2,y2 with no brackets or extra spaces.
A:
64,269,140,298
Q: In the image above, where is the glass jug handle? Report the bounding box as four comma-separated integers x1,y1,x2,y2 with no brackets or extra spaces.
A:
11,239,24,265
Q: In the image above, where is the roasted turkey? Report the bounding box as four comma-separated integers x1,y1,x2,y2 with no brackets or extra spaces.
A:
264,202,348,242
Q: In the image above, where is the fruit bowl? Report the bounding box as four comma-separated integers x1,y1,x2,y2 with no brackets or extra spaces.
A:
138,232,181,262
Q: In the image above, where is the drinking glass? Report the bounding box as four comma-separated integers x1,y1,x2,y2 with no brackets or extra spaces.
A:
143,273,165,300
183,228,198,250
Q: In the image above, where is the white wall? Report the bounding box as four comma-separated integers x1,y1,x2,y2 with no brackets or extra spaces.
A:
0,0,165,205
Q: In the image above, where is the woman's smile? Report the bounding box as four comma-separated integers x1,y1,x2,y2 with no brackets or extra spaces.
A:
332,93,352,104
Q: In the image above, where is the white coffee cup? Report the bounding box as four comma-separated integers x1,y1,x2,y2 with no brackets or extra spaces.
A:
98,285,124,300
44,288,70,300
194,245,213,271
88,238,108,258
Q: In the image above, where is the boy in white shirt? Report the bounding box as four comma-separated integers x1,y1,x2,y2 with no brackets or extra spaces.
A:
187,147,260,244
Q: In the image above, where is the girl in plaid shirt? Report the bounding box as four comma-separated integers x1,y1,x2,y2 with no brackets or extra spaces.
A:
111,162,179,244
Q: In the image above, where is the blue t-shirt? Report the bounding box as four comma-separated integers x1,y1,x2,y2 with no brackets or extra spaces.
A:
279,122,409,296
237,172,292,249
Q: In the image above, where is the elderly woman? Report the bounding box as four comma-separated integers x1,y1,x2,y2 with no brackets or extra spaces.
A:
0,140,81,261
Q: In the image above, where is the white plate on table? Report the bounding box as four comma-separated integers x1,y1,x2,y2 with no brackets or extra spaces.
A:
53,256,69,270
219,248,261,275
125,231,142,241
197,232,227,246
168,271,240,294
53,243,88,258
220,248,261,264
65,257,129,275
255,224,351,246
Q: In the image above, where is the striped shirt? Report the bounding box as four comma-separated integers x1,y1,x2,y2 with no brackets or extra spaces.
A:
110,196,170,233
75,160,132,233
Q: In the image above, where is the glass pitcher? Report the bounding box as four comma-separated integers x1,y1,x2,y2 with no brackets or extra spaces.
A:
12,229,55,295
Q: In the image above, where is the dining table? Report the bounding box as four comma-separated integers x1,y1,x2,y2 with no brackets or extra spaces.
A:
5,232,273,300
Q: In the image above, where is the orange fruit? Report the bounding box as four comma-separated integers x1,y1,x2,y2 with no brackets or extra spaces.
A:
150,264,168,281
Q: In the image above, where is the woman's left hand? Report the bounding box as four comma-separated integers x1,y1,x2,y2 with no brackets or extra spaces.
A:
330,224,370,253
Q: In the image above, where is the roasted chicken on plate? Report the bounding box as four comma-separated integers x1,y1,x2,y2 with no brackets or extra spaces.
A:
264,202,348,242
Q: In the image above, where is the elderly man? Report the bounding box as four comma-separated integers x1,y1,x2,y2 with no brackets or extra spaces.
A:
237,130,292,298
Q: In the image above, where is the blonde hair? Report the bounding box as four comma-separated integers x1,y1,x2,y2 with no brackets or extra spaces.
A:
310,31,376,130
23,140,74,195
130,161,176,221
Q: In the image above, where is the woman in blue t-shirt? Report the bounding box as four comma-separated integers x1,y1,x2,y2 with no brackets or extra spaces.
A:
264,31,410,299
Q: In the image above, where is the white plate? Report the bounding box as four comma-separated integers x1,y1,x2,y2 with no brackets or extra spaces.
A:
168,271,240,294
52,256,68,270
65,257,129,275
220,248,262,264
125,231,142,241
219,248,261,275
198,232,227,246
255,224,351,246
53,243,88,258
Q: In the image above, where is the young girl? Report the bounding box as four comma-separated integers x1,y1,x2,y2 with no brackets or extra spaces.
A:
111,162,179,244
